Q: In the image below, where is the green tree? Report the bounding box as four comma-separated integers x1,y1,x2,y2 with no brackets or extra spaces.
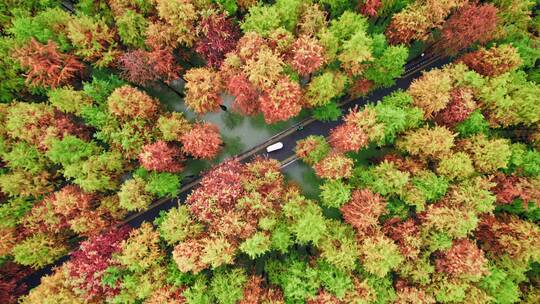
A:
365,45,409,87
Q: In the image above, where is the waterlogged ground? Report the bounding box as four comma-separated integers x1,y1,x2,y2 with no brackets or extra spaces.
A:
146,80,309,177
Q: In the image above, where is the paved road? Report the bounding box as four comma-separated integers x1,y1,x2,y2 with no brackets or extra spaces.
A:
122,54,449,227
20,54,449,289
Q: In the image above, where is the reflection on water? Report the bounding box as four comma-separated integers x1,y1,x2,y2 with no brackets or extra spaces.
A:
283,160,322,199
144,80,309,177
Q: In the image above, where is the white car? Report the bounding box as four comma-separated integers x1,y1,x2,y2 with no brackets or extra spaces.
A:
266,142,284,153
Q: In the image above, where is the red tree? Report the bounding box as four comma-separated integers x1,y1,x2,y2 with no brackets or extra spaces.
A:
349,78,374,98
195,13,240,68
438,3,498,55
259,77,302,124
107,86,159,121
119,48,180,86
146,47,182,84
119,50,156,85
14,39,84,88
329,123,369,153
383,218,421,258
341,189,386,236
23,186,90,234
187,159,245,224
474,214,540,260
180,122,222,159
490,174,538,207
227,73,260,115
23,185,112,237
435,87,476,127
50,185,94,219
139,141,185,173
51,111,92,140
458,45,522,77
435,239,488,279
359,0,382,17
290,36,326,76
313,153,354,179
0,262,31,304
68,227,131,301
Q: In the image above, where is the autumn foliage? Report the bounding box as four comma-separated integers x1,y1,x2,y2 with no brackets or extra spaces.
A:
458,44,522,77
5,1,540,303
259,77,303,124
385,0,467,45
68,227,131,301
180,122,223,159
138,141,185,173
184,68,223,114
359,0,382,17
14,39,83,88
227,73,259,115
195,13,240,68
119,48,181,86
290,35,326,76
437,3,498,55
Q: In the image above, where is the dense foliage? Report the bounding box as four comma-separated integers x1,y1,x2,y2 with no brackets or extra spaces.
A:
291,57,540,303
2,0,539,303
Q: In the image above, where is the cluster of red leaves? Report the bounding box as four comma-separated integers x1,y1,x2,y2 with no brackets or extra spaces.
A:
187,159,245,224
259,77,303,124
37,111,91,150
0,261,31,304
491,174,523,205
49,185,95,220
383,217,421,259
180,122,222,159
313,153,354,179
289,35,326,76
119,47,180,86
52,111,92,139
181,158,284,261
359,0,382,17
147,47,182,84
475,214,540,259
235,32,265,62
23,185,107,235
68,227,131,301
348,78,374,98
138,141,185,173
218,31,312,123
438,3,498,55
385,16,419,46
195,13,240,68
458,46,522,77
329,123,369,153
227,73,259,115
341,189,386,236
490,174,540,206
240,275,284,304
435,239,488,279
18,108,92,151
14,39,83,88
435,87,476,127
